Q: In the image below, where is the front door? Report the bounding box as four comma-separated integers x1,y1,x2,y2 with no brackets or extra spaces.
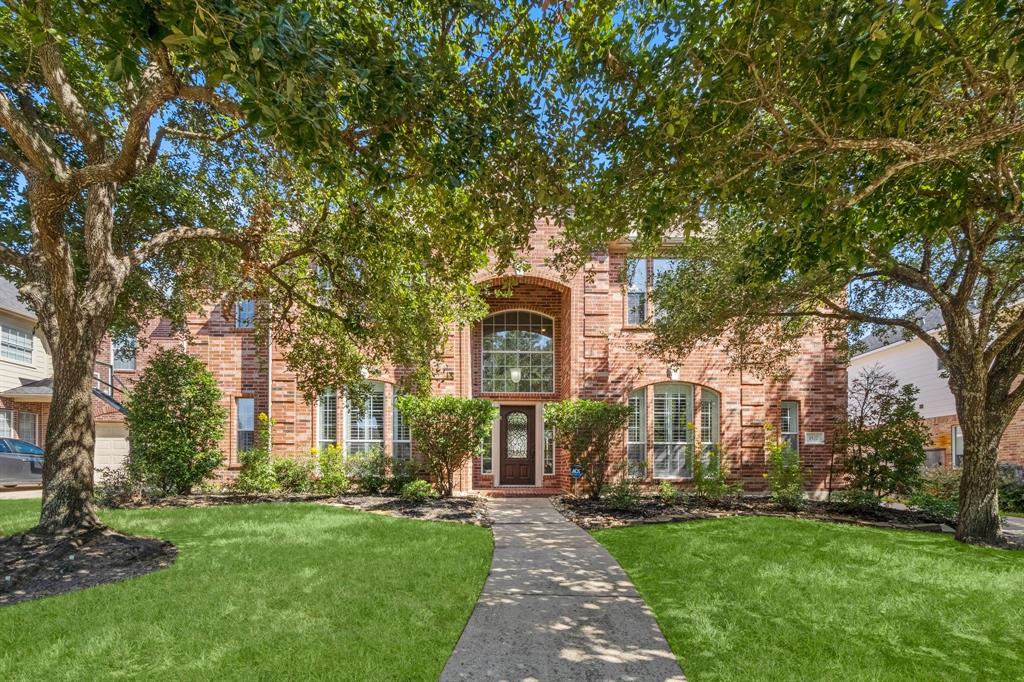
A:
500,406,535,485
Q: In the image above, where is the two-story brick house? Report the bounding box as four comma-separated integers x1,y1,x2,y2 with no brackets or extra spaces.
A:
1,219,848,494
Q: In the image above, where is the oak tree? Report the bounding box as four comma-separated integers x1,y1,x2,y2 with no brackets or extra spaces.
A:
0,0,552,533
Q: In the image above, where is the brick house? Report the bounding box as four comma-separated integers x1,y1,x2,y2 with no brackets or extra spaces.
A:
850,311,1024,469
0,219,848,494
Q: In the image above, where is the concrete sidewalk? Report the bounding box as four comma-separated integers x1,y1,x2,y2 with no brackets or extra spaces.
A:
441,498,685,682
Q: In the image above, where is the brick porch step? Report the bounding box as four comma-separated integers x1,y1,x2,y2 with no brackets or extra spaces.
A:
477,487,564,498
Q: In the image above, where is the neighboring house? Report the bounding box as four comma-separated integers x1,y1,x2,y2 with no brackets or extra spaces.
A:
0,219,848,494
850,310,1024,468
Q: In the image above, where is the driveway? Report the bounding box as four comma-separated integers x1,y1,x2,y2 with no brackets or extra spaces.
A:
441,497,685,682
0,486,41,500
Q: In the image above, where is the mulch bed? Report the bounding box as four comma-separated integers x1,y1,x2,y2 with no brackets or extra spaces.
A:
104,492,334,509
324,495,491,526
554,495,961,536
0,528,176,607
104,491,491,526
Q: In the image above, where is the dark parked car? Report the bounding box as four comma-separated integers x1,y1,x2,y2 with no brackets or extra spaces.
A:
0,438,44,487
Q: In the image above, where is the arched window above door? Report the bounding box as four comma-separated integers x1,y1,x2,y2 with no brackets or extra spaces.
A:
481,311,554,393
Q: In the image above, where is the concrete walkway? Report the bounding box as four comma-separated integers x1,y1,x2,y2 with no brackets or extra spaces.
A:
441,498,685,682
0,486,41,500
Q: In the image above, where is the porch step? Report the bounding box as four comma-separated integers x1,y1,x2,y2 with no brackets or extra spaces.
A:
477,487,563,498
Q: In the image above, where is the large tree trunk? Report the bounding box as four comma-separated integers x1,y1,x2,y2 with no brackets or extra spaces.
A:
38,349,103,534
954,410,1002,544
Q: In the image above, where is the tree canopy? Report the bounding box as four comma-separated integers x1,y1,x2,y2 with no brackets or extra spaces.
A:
548,0,1024,543
0,0,554,531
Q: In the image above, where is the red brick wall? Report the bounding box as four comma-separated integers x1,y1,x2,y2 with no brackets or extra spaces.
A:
924,409,1024,468
104,218,848,493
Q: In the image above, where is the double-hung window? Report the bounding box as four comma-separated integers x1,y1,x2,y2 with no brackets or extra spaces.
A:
112,336,137,371
626,260,648,325
653,383,693,478
346,382,384,453
0,324,33,364
392,393,411,459
780,401,800,455
624,257,680,325
317,389,338,452
0,409,12,438
18,411,37,445
235,300,255,328
627,389,647,477
236,398,255,453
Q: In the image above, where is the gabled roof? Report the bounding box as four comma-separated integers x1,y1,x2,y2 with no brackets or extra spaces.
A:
0,278,35,321
858,307,945,353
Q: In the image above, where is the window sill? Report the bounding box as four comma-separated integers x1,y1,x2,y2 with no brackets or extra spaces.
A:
0,357,37,370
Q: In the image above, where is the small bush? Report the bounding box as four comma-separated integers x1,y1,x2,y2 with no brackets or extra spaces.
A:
273,457,316,493
544,399,633,500
907,468,960,519
316,444,349,495
388,457,419,493
831,488,882,510
998,463,1024,514
345,447,389,494
837,367,929,499
764,425,806,510
400,479,437,503
234,414,279,493
693,446,742,501
124,349,226,495
95,461,145,506
604,468,643,511
658,480,680,505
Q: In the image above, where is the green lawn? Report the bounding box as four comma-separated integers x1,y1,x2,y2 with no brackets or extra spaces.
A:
594,517,1024,682
0,500,492,681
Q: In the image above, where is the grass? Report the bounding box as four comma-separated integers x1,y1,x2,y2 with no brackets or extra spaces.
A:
0,499,492,681
593,516,1024,682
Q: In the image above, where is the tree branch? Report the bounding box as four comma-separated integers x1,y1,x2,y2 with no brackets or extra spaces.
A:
36,10,105,160
0,90,67,177
814,296,948,359
130,226,246,266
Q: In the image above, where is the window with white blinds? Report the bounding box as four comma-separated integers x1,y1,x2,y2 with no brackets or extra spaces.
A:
653,383,693,478
346,382,384,453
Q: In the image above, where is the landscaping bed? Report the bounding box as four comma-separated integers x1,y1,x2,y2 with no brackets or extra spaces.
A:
325,495,490,526
554,494,959,535
0,526,176,607
102,491,490,525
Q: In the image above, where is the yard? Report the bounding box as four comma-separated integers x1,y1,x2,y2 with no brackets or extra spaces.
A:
594,516,1024,682
0,500,492,681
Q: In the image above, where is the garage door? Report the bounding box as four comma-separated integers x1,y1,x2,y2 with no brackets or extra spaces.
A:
95,422,129,479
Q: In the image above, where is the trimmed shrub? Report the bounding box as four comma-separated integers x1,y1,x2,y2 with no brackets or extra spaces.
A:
397,395,496,497
388,457,419,494
400,479,437,504
345,447,389,494
273,457,316,493
316,444,349,495
658,480,680,505
764,424,806,510
124,349,226,495
544,399,632,500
